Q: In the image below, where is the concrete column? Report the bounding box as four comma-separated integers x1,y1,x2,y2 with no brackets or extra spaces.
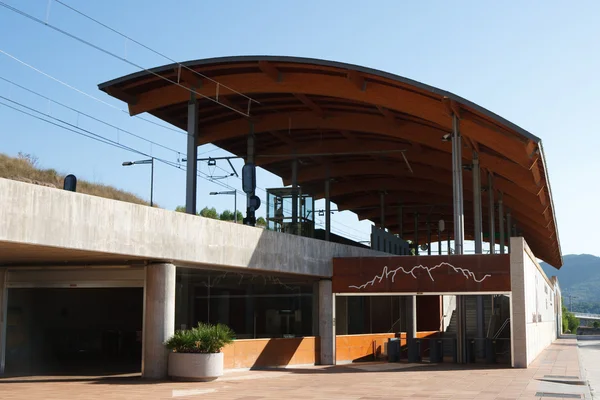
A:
318,280,335,365
312,282,319,336
0,268,7,375
405,295,417,340
185,96,198,215
142,263,176,379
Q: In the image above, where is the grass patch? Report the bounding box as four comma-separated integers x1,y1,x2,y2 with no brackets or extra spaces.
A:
0,152,150,206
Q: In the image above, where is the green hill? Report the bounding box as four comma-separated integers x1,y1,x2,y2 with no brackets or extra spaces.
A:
542,254,600,313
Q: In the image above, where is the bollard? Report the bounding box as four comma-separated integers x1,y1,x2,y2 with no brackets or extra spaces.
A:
387,338,400,362
486,338,496,364
408,338,422,363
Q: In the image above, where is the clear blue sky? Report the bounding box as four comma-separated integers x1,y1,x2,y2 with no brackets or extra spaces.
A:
0,0,598,256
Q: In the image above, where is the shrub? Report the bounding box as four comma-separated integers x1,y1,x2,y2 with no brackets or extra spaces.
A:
165,323,234,354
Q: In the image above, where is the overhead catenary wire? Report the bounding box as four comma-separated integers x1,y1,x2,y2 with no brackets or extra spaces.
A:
53,0,258,106
0,1,259,117
0,48,184,135
0,97,242,196
0,77,183,157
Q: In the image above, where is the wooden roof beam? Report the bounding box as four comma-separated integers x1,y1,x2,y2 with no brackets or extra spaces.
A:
347,70,366,91
258,61,282,82
294,93,325,118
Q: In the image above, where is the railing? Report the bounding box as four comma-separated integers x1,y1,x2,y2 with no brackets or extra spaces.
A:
493,318,511,340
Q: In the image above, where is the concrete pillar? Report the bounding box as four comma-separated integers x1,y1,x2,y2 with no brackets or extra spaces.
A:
318,280,335,365
142,263,176,380
0,268,7,375
312,282,319,336
405,295,417,340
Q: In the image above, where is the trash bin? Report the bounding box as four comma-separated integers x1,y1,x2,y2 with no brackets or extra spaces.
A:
388,338,400,362
429,338,443,363
408,338,422,363
485,338,496,364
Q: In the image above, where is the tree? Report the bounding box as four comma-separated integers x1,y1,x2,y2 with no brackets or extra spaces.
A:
199,207,219,219
593,321,600,329
562,298,580,333
175,205,186,213
235,211,243,223
220,210,233,221
256,216,267,226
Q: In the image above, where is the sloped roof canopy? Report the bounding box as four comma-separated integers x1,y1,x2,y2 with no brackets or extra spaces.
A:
99,56,562,268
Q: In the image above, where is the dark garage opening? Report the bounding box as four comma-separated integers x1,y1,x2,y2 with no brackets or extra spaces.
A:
5,287,143,376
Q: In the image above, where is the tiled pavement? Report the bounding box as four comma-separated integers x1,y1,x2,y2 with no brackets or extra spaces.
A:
0,338,590,400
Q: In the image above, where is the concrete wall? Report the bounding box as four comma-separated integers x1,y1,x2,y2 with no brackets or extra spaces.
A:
0,178,381,276
510,237,559,367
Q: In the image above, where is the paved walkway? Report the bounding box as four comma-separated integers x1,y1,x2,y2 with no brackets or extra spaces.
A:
0,338,591,399
578,336,600,398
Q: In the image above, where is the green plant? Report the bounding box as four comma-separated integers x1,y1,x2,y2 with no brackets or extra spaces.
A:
165,323,234,353
593,321,600,329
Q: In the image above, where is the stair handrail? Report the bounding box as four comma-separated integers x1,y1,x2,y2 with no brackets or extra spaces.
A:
493,318,510,340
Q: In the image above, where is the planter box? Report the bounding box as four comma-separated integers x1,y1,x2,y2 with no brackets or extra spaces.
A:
168,352,224,381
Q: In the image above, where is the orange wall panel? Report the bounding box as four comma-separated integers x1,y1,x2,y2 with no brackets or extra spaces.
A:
222,337,318,370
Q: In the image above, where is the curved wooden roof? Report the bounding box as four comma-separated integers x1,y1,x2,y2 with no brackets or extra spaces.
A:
99,56,562,268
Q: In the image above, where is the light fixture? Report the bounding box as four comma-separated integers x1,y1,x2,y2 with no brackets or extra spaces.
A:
441,133,452,142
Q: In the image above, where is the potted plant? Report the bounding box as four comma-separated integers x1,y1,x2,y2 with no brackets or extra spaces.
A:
165,322,234,381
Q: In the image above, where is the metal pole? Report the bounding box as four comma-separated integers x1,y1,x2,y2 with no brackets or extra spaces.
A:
380,192,386,230
472,152,483,253
414,212,419,256
438,227,442,255
398,205,403,239
498,192,505,255
447,229,451,255
291,159,298,233
150,157,154,207
325,177,331,241
451,113,464,255
234,191,237,224
427,220,431,256
507,210,512,253
185,94,198,215
488,173,495,254
246,123,256,226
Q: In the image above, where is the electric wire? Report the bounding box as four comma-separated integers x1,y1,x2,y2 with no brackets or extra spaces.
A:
0,1,259,116
0,77,183,157
0,48,184,134
54,0,258,105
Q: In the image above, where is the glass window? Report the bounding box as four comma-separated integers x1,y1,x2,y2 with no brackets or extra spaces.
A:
176,268,317,339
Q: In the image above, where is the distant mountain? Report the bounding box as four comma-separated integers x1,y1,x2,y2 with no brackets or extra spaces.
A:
541,254,600,307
